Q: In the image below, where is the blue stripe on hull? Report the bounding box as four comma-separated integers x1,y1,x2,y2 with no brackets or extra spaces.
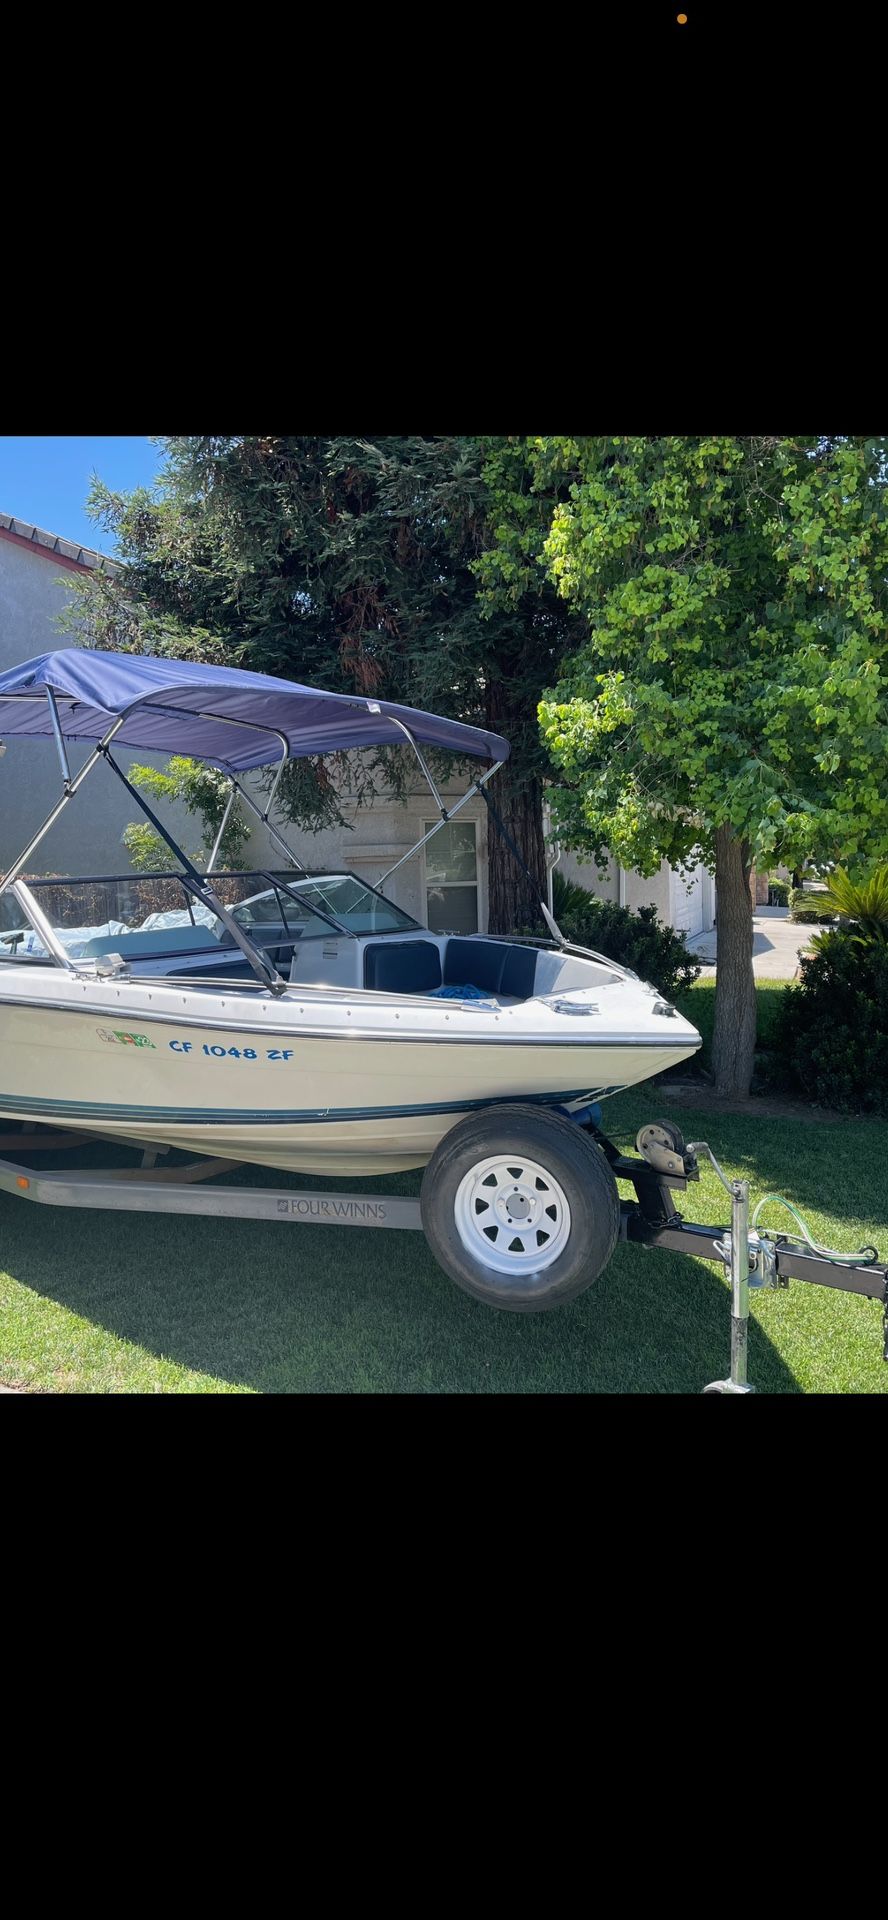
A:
0,1088,623,1127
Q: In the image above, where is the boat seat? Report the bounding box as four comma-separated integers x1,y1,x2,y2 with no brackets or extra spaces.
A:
443,938,538,1000
363,940,443,994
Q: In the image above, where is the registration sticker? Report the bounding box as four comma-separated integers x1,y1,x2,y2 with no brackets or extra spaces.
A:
96,1028,157,1050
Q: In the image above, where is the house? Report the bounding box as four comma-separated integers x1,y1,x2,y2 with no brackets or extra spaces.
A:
0,510,717,939
0,511,197,872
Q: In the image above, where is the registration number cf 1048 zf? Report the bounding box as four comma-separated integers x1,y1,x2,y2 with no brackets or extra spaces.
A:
168,1041,295,1061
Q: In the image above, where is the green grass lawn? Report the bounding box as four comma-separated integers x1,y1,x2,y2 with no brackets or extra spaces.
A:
2,1082,886,1394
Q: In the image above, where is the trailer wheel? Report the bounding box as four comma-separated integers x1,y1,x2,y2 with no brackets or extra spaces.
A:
420,1104,620,1312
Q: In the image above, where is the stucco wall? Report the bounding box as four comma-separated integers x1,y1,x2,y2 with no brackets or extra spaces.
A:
559,849,677,919
0,535,198,875
557,849,620,904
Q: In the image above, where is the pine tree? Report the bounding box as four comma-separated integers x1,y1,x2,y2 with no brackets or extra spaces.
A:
75,436,585,931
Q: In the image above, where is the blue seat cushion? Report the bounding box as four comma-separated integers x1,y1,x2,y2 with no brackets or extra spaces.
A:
443,938,537,999
363,941,443,994
443,938,506,993
500,943,538,998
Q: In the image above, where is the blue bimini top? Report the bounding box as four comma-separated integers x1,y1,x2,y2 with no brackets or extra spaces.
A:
0,648,510,773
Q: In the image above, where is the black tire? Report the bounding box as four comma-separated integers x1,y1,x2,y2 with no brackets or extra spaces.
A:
420,1103,620,1312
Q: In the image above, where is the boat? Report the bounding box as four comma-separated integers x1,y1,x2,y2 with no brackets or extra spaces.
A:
0,649,701,1178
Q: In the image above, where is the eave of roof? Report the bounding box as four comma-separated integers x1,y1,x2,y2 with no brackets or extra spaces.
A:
0,511,120,576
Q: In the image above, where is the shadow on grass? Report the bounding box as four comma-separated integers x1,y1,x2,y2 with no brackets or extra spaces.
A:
0,1157,800,1394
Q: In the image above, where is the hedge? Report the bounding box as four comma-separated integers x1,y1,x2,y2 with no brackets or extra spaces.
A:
772,934,888,1114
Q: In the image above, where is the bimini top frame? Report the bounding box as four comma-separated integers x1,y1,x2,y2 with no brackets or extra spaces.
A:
0,648,509,993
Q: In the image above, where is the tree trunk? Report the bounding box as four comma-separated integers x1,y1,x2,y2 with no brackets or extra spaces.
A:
485,767,548,935
484,671,548,936
711,825,757,1096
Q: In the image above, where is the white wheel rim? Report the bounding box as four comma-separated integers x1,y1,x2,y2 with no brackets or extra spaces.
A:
453,1152,572,1276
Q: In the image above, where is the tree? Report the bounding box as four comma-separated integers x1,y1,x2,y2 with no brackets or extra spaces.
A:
68,438,585,932
122,758,251,872
478,436,888,1095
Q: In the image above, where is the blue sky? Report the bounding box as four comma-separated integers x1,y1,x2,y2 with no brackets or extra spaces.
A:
0,437,163,556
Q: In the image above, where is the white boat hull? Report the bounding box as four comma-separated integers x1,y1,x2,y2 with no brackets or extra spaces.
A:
0,967,701,1173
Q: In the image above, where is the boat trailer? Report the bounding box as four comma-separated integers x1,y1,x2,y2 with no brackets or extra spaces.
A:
1,1116,884,1394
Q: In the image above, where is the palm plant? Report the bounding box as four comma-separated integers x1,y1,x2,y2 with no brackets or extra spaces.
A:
813,864,888,947
552,870,602,921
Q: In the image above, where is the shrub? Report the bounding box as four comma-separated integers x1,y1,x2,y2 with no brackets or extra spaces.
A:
123,822,201,874
772,934,888,1114
768,878,790,906
789,887,835,924
550,871,700,998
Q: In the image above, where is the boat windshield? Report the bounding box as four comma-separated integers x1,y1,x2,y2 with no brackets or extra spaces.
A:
0,870,420,964
235,874,418,936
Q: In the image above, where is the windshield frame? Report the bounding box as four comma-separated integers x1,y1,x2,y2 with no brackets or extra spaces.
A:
0,867,422,968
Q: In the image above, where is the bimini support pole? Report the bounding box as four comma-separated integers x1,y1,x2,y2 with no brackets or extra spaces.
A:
215,725,308,875
377,762,505,891
46,687,72,788
0,715,127,899
101,750,288,995
126,703,309,880
227,774,309,876
379,713,448,819
207,785,237,873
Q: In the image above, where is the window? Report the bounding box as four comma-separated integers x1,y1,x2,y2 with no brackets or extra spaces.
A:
425,821,479,933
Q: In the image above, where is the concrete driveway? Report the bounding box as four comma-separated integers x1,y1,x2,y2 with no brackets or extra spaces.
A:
686,905,818,979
